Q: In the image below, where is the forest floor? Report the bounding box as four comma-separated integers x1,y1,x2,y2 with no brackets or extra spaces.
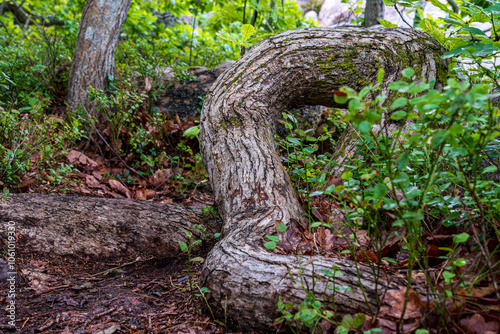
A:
1,141,232,333
0,252,227,334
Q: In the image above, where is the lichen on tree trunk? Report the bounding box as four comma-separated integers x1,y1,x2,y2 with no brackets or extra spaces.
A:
199,27,448,331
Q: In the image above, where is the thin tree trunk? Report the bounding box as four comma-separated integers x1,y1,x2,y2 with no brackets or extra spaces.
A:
365,0,385,27
67,0,132,113
199,27,448,331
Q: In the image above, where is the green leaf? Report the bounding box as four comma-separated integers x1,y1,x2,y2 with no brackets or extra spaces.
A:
379,19,398,28
453,258,467,267
482,165,498,174
429,0,454,14
484,3,500,14
442,271,455,281
471,12,490,23
276,222,287,232
264,241,277,250
449,123,464,135
335,325,349,334
303,146,315,154
391,97,408,109
353,313,366,328
415,330,429,334
297,308,317,324
183,125,200,139
334,91,349,104
391,110,407,120
309,221,323,228
443,17,465,26
266,235,280,242
420,18,446,44
325,184,336,194
377,68,385,84
358,121,371,134
388,81,409,92
373,183,387,198
453,232,469,243
402,68,415,79
397,152,410,170
462,27,487,37
309,190,324,197
431,130,448,148
342,314,354,326
191,257,204,261
341,171,353,180
241,24,256,42
178,241,188,252
443,42,499,59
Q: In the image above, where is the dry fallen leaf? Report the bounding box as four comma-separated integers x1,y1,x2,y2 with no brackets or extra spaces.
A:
19,177,36,189
460,314,499,334
40,170,54,182
66,150,99,167
108,180,132,198
85,174,100,188
135,189,146,200
146,189,156,200
92,171,103,181
145,77,152,92
380,287,423,320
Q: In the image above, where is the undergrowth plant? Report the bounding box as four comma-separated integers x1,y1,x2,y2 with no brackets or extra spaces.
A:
0,103,83,186
270,68,500,332
176,223,224,327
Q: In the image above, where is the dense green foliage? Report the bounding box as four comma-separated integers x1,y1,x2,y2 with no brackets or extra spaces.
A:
0,0,315,187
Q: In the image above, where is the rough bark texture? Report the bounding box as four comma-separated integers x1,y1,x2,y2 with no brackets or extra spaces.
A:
67,0,132,112
199,27,448,331
364,0,385,27
0,194,207,259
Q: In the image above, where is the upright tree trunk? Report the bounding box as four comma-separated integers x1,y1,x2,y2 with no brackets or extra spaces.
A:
67,0,132,113
199,27,448,331
365,0,384,27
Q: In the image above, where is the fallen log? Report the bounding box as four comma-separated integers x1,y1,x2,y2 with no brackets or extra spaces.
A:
0,194,208,258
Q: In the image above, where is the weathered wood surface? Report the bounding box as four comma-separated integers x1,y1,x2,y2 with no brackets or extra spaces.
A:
0,194,206,258
199,27,448,331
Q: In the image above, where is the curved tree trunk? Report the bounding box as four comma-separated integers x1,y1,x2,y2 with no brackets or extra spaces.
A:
365,0,385,27
199,27,448,331
67,0,132,113
0,27,449,332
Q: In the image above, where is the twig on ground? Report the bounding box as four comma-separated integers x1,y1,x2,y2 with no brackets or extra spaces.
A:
35,284,70,296
89,256,155,277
